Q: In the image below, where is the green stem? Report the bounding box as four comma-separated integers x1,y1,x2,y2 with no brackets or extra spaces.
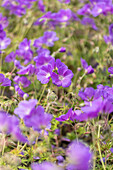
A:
38,84,47,104
92,120,96,170
97,125,106,170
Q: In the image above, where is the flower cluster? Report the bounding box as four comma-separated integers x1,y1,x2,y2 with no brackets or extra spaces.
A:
2,0,37,17
34,9,79,28
56,84,113,122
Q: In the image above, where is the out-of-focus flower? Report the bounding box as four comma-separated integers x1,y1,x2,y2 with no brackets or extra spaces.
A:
14,99,37,119
78,87,95,101
0,73,11,86
0,37,11,50
81,58,94,74
58,47,66,53
14,76,31,88
81,17,98,30
0,13,9,28
17,64,36,75
14,84,29,98
24,105,52,131
66,140,93,170
56,108,76,122
5,52,16,63
42,31,59,47
38,0,45,13
31,161,64,170
16,38,33,64
108,67,113,74
58,0,70,4
0,110,28,143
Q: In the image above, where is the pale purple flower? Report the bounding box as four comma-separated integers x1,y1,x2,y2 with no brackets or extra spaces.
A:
42,31,59,47
31,161,64,170
0,37,11,50
0,110,28,143
37,64,54,84
14,99,37,119
24,105,53,131
66,140,93,170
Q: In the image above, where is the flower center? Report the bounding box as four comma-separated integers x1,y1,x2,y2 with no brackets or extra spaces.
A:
59,75,64,81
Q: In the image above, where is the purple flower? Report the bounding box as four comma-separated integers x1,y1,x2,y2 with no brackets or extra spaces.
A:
36,47,50,57
75,97,103,121
51,59,73,88
33,37,44,48
0,24,6,39
0,73,11,86
78,87,95,101
24,105,52,131
16,38,33,64
14,60,23,69
52,9,72,23
0,37,11,50
66,140,93,170
108,67,113,74
34,55,55,68
31,161,63,170
58,47,66,53
42,31,59,47
14,99,37,119
77,4,91,15
81,17,98,30
110,147,113,153
0,13,9,28
81,58,94,74
14,84,29,98
14,76,31,88
34,11,52,25
17,64,35,75
0,110,28,143
56,108,75,122
5,52,16,63
37,64,54,84
38,0,45,13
